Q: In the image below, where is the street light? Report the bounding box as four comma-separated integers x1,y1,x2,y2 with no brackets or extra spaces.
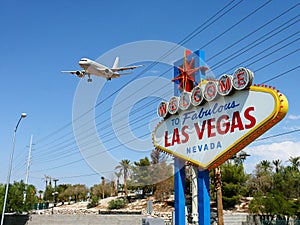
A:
1,113,27,225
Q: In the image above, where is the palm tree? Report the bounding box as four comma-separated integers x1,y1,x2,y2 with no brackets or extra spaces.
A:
214,166,224,225
115,159,131,196
272,159,282,173
259,160,272,173
288,156,300,171
231,151,250,165
38,190,43,201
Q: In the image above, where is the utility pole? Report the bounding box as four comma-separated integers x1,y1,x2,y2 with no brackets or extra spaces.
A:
53,178,59,206
101,176,105,199
42,175,50,201
24,135,33,202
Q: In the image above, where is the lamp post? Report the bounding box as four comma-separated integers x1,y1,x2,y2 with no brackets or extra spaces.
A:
1,113,27,225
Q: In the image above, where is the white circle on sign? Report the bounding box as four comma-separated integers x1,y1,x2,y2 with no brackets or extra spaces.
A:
168,96,179,114
204,81,218,101
157,101,169,118
217,74,233,96
232,67,253,90
191,86,204,106
179,91,191,111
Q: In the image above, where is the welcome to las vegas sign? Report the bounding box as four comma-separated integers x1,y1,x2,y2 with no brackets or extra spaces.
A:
152,68,288,170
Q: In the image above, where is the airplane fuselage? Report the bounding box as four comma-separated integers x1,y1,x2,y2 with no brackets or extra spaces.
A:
79,58,115,79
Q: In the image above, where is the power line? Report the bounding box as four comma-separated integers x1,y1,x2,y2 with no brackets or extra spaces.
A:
224,33,300,73
31,88,172,161
262,65,300,83
199,0,272,49
256,129,300,141
31,132,150,173
254,47,300,73
211,15,300,71
207,2,300,62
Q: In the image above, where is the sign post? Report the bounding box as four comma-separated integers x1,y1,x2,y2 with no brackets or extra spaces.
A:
191,166,198,224
198,170,210,225
174,158,186,225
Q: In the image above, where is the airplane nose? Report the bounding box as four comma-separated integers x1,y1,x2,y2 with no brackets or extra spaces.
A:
79,59,89,69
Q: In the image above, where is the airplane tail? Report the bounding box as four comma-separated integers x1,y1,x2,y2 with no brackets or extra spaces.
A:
112,57,119,69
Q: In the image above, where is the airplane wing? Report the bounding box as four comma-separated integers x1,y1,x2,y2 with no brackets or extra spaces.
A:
111,65,143,72
110,72,132,78
61,71,78,74
61,70,86,78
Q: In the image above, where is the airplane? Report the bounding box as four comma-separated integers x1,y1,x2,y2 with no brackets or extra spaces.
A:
62,57,143,82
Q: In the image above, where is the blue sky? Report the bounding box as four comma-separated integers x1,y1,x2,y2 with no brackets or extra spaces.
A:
1,0,300,191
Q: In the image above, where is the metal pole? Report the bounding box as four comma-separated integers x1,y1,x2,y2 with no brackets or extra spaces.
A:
174,158,186,225
191,166,198,224
198,170,210,225
1,114,26,225
24,135,33,202
25,135,33,186
53,179,58,206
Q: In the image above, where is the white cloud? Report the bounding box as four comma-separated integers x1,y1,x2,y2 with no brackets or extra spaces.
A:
288,115,300,120
243,141,300,173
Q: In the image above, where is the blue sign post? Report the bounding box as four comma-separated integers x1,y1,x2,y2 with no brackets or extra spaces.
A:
173,50,210,225
174,158,186,225
198,170,210,225
197,50,211,225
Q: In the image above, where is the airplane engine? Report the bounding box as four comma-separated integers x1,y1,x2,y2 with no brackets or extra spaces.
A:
76,71,84,78
104,68,114,76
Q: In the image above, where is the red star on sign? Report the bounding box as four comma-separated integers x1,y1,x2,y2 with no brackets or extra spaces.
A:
172,50,201,92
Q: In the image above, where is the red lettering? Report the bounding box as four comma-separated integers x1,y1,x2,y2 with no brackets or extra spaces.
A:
207,118,216,138
164,107,256,146
171,128,181,145
219,77,231,92
237,72,246,87
216,115,230,135
244,106,256,129
159,103,167,117
230,111,244,132
194,121,206,140
170,99,177,111
181,95,189,107
181,126,189,143
193,89,201,103
206,84,216,97
164,131,171,147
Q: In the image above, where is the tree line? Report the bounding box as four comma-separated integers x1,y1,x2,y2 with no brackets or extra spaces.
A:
0,150,299,222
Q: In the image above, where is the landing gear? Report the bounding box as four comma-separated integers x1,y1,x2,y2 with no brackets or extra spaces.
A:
106,78,111,81
87,75,92,82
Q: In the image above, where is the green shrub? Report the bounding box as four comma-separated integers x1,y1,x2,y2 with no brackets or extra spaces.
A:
107,199,127,210
87,196,99,209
